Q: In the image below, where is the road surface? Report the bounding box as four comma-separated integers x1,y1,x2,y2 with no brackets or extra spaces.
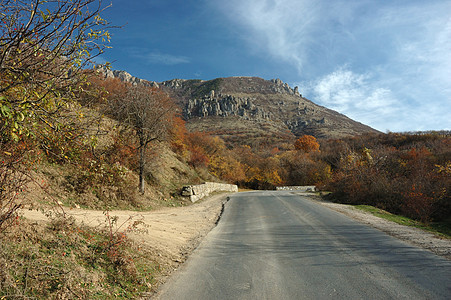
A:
156,191,451,299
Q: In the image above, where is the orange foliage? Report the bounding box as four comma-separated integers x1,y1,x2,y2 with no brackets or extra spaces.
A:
321,133,451,222
401,147,432,161
187,132,225,156
270,147,280,156
294,135,320,153
401,185,434,222
188,145,209,168
208,154,246,183
170,116,189,159
82,75,128,106
105,132,138,169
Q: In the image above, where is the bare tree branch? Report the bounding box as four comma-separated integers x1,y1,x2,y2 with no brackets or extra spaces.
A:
107,83,176,193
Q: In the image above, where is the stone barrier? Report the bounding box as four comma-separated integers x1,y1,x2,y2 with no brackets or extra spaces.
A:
276,186,316,192
181,182,238,203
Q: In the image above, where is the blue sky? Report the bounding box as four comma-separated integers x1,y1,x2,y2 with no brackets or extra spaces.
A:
99,0,451,132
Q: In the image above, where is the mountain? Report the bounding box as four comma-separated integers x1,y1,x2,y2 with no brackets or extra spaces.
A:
100,69,379,147
158,76,379,146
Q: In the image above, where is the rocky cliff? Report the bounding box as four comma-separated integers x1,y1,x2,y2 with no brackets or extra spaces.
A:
184,94,271,120
96,66,160,87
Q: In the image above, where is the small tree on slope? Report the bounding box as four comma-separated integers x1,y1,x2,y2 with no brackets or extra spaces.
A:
108,83,174,194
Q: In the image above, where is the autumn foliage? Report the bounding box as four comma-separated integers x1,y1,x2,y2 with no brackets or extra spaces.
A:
78,75,451,226
1,12,448,230
319,133,451,223
294,135,320,153
173,128,450,223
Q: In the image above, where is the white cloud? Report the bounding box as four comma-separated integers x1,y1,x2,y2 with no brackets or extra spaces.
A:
143,52,190,65
302,64,451,132
214,0,323,73
213,0,451,131
301,67,400,131
127,48,190,65
362,2,451,95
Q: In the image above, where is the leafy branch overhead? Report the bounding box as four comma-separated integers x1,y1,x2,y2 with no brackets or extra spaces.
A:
0,0,112,141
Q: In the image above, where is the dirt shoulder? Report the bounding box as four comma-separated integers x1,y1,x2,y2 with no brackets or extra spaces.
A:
300,192,451,260
20,193,231,292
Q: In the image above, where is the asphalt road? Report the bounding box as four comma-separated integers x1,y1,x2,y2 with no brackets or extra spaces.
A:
156,191,451,299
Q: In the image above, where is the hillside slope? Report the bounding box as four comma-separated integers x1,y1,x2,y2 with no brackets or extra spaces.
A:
158,76,378,146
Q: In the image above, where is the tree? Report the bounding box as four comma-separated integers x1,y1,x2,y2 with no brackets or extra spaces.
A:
279,150,330,186
108,84,175,194
0,0,111,231
1,0,111,141
208,154,246,183
169,116,189,159
294,135,320,153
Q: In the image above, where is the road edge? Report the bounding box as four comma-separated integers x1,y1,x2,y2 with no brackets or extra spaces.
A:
300,192,451,260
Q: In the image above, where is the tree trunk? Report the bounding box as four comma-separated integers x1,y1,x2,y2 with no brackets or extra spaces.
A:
139,138,145,194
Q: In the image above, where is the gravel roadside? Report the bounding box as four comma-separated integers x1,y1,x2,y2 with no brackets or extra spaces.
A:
301,192,451,260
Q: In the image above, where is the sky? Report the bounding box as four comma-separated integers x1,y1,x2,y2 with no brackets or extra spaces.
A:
98,0,451,133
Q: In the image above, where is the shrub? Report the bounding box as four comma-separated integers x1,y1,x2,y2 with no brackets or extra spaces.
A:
322,133,451,222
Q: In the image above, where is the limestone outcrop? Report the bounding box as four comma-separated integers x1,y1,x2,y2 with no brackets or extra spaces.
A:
183,93,272,120
95,66,159,87
270,78,301,96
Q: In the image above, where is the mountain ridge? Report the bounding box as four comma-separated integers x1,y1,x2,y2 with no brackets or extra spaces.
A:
99,69,379,146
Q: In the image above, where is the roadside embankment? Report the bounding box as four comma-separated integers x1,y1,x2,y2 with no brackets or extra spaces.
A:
20,192,234,294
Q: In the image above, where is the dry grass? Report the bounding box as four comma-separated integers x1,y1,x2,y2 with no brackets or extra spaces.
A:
0,216,159,299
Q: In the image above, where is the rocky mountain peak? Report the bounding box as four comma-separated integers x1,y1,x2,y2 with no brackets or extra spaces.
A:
159,76,378,143
99,69,378,145
270,78,301,96
95,65,159,87
161,78,202,89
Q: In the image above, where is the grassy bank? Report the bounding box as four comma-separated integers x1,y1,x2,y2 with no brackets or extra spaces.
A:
0,216,158,299
353,205,451,239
